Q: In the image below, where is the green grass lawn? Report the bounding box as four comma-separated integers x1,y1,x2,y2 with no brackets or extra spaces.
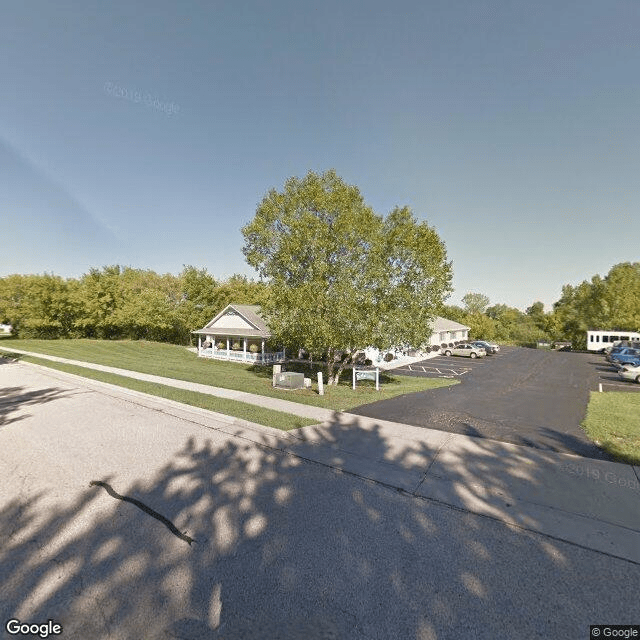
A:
9,354,316,431
0,338,456,411
582,391,640,465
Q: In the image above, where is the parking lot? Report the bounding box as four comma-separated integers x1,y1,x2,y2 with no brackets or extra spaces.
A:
393,350,503,379
352,346,637,459
588,355,640,393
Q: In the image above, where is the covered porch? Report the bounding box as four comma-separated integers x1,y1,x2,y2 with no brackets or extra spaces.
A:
196,334,285,364
193,304,285,365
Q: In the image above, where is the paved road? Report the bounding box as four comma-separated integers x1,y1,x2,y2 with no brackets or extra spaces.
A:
352,347,612,459
2,359,639,639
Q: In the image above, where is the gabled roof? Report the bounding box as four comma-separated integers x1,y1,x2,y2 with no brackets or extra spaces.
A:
431,316,470,332
228,305,269,333
192,304,271,337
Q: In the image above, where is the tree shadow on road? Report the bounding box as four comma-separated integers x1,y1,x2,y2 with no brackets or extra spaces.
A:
1,412,639,638
0,385,73,428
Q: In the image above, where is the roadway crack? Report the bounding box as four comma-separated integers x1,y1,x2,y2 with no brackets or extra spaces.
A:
89,480,195,545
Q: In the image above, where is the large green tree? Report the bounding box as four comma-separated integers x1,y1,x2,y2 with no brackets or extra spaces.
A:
242,169,452,384
553,262,640,347
462,292,490,315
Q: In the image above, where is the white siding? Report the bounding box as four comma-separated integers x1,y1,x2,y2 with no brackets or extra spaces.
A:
208,312,255,330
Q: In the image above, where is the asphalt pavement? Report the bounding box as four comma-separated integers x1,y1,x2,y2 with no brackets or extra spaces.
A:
1,359,640,639
351,346,614,459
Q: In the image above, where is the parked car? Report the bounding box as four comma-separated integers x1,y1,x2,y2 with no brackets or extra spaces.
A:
605,341,640,355
470,340,499,354
443,343,486,358
609,348,640,365
613,356,640,370
606,346,637,361
618,363,640,384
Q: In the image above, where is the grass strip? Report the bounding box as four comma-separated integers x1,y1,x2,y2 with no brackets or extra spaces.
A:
0,339,457,411
582,391,640,465
11,354,316,431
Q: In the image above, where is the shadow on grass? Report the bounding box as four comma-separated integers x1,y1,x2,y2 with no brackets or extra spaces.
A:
1,398,639,637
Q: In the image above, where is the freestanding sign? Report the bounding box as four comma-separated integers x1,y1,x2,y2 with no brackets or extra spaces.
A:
352,367,380,391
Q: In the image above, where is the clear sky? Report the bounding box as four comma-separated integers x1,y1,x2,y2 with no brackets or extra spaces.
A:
1,0,638,311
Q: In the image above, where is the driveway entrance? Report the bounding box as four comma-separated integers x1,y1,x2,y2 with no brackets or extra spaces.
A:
352,347,611,459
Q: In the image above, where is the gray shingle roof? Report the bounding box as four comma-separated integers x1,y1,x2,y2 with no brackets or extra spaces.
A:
431,316,470,332
193,304,271,338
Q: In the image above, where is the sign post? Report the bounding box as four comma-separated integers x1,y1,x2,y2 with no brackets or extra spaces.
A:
353,367,380,391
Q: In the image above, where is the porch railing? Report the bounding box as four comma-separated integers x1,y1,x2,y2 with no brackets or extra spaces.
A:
198,348,285,364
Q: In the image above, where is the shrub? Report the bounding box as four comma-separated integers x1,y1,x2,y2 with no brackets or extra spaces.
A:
231,341,242,351
364,358,372,366
249,343,259,353
216,341,225,350
384,352,394,362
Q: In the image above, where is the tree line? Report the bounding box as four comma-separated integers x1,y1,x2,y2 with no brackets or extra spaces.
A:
1,165,638,365
0,266,268,344
442,262,640,349
1,261,637,353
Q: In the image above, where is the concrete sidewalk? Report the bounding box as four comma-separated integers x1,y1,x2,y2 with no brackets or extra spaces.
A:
0,346,335,421
4,354,640,565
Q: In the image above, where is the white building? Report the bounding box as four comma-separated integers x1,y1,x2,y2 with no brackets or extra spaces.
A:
192,304,285,364
364,316,470,364
428,316,470,346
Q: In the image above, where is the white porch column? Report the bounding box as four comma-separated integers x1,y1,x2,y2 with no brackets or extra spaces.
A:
198,335,201,355
227,337,230,360
243,337,247,361
261,339,265,363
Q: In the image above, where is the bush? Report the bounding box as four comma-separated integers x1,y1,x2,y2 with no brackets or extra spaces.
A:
216,341,225,350
364,358,372,366
384,352,394,362
249,343,259,353
231,341,242,351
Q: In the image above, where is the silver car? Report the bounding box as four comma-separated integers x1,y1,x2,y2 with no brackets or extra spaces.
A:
443,343,486,358
618,364,640,384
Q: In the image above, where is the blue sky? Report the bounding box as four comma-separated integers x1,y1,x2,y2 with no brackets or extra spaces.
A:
1,0,638,311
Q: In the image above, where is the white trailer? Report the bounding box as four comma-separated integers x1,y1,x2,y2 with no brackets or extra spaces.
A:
586,330,640,352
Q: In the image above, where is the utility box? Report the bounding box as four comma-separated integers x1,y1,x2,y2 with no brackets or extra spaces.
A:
275,372,304,390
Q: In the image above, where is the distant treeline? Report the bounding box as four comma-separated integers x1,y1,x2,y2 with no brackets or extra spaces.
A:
0,262,638,348
442,262,640,349
0,266,268,344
